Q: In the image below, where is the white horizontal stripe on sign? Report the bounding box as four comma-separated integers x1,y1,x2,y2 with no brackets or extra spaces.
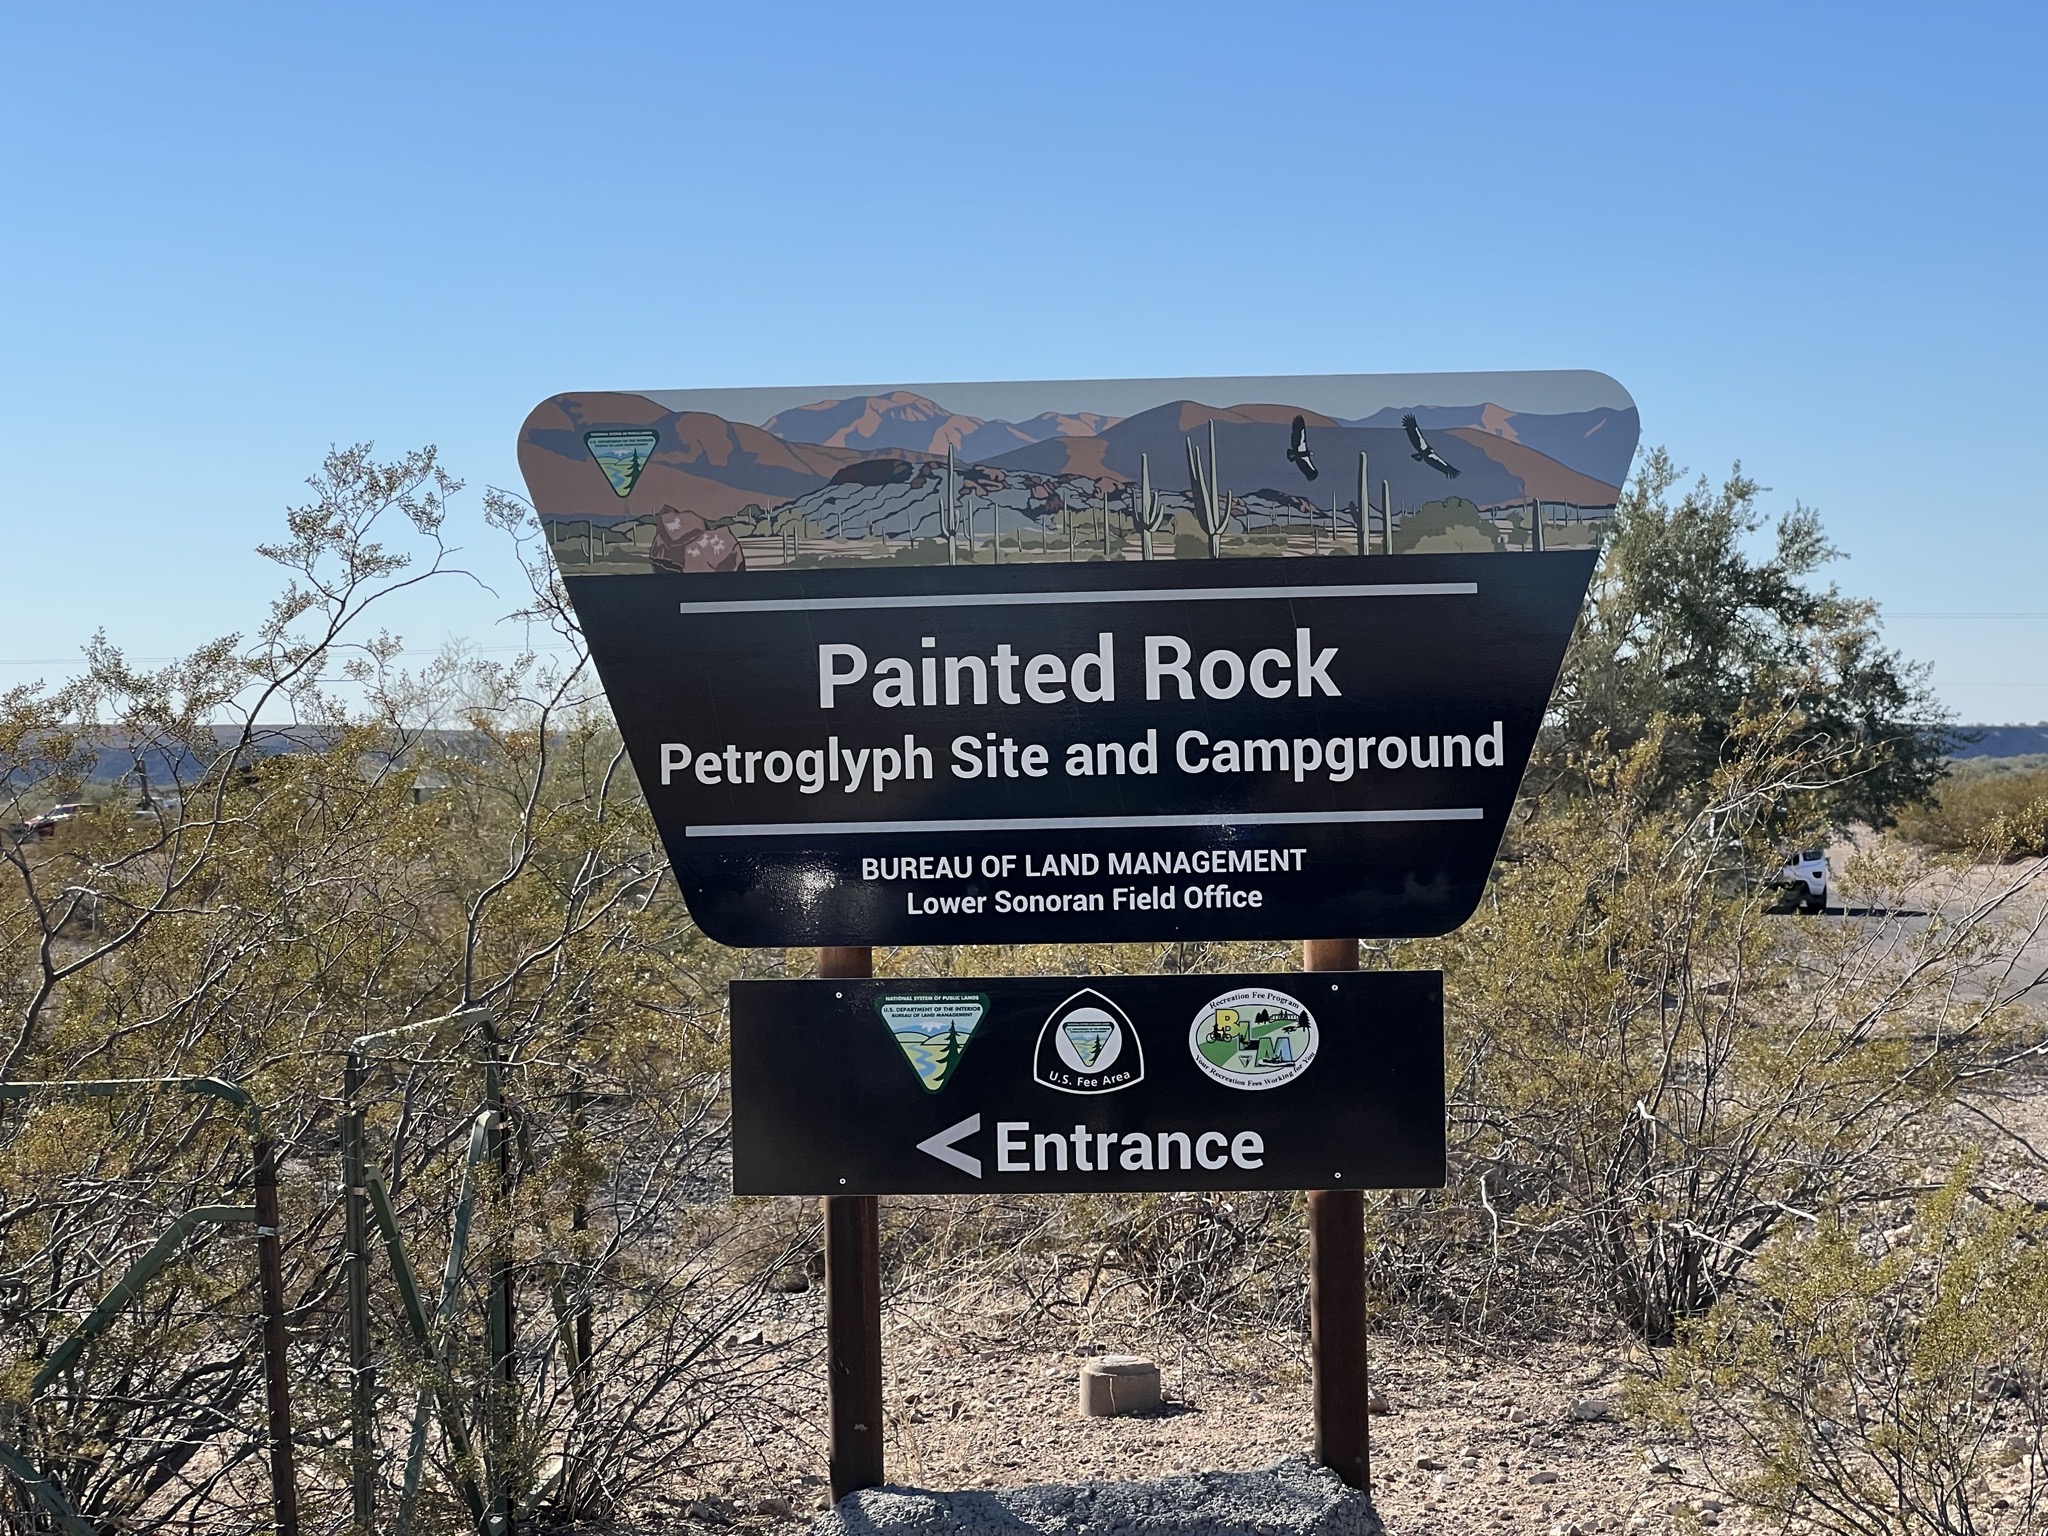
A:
677,581,1477,615
684,807,1484,838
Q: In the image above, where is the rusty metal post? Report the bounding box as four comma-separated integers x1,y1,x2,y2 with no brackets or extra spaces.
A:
818,945,883,1501
340,1053,375,1533
481,1020,516,1533
568,1087,594,1378
1303,938,1370,1491
251,1132,301,1536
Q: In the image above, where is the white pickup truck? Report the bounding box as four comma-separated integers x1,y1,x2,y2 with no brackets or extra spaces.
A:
1772,847,1830,913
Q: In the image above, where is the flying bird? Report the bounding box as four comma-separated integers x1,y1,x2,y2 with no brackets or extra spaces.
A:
1286,415,1319,481
1402,413,1461,479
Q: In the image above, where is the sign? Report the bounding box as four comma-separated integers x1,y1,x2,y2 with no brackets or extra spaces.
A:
730,971,1445,1195
521,373,1637,945
567,553,1591,944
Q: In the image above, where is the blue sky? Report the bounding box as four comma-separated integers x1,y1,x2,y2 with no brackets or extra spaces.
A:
3,2,2043,721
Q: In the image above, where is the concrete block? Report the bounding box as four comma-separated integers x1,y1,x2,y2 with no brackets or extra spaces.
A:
1078,1354,1161,1417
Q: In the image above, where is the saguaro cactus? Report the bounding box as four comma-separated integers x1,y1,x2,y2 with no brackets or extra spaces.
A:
1136,452,1170,560
1355,452,1369,555
1186,420,1228,559
942,448,960,565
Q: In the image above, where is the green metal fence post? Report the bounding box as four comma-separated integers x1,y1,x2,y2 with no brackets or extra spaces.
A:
32,1205,257,1394
0,1439,93,1536
367,1166,489,1529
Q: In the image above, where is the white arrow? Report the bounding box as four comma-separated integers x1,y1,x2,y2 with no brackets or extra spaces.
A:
915,1113,982,1179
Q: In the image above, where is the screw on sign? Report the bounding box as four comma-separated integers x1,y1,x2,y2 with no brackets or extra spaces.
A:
523,370,1637,1498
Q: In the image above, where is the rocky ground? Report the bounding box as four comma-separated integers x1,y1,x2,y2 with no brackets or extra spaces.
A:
645,1308,1754,1535
653,1081,2048,1534
868,1326,1689,1535
651,1280,2048,1533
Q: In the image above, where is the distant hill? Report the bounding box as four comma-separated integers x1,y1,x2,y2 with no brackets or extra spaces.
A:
1953,724,2048,759
8,727,507,792
1346,403,1640,489
1439,428,1629,508
980,400,1622,514
762,391,1117,461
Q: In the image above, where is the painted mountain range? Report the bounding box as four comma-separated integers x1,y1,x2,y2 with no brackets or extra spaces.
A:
1345,403,1637,490
519,391,1638,528
762,390,1117,461
971,400,1625,513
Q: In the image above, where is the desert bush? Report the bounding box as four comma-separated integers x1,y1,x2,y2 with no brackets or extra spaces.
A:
0,1088,280,1529
0,457,797,1533
1896,764,2048,859
1540,449,1951,831
1641,1170,2048,1535
1402,718,2044,1344
876,1188,1307,1338
1392,497,1501,554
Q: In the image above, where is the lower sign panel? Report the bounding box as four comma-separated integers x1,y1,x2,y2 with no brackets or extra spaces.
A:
730,971,1445,1195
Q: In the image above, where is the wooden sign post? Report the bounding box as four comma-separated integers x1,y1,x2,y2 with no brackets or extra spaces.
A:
1304,936,1369,1490
818,945,884,1500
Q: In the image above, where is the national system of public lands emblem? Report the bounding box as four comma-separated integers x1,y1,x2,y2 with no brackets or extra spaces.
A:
875,993,988,1092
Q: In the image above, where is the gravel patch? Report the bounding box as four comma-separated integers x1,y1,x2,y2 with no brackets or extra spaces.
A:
804,1454,1381,1535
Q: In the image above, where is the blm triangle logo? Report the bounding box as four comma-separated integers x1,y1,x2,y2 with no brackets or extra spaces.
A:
584,429,658,498
875,993,988,1093
1034,989,1143,1095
